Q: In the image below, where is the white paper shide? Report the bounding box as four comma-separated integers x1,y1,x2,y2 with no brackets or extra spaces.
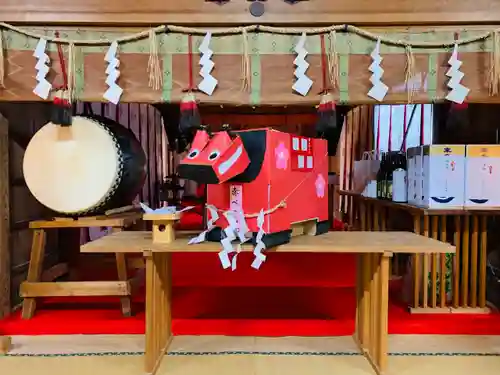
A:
103,41,123,105
292,32,313,96
33,38,52,100
445,44,469,104
198,32,218,96
367,39,388,102
140,202,194,215
187,185,268,271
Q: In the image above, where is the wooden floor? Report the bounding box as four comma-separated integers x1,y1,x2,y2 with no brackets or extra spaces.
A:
1,335,499,375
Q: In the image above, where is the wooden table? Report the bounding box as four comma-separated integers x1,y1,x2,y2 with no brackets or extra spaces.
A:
81,230,454,375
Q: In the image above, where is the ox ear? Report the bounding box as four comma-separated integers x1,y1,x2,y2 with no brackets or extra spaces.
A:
212,135,250,183
180,130,210,164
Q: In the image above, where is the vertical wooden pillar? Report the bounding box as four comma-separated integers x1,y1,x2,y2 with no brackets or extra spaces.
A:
412,215,421,308
0,114,10,318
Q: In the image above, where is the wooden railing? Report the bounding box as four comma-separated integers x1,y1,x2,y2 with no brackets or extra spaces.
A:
339,190,493,313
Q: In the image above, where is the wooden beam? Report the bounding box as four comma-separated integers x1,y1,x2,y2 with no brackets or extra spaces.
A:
2,0,500,25
20,281,131,297
0,113,10,318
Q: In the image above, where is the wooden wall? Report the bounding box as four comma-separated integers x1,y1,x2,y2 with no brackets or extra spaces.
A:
0,103,60,310
434,104,500,145
338,105,374,221
0,102,167,312
1,0,498,25
0,114,9,318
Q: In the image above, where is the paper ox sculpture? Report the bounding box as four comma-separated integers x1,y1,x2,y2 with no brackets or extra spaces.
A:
178,127,329,270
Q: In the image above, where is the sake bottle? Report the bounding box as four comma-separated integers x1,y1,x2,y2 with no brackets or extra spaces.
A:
392,152,408,203
376,153,386,199
385,152,395,200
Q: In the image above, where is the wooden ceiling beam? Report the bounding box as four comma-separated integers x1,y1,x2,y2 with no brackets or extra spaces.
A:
1,0,500,26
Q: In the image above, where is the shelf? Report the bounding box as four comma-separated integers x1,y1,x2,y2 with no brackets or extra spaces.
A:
340,190,500,216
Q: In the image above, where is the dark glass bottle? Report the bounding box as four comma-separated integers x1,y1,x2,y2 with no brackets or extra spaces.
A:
376,152,386,199
385,151,396,200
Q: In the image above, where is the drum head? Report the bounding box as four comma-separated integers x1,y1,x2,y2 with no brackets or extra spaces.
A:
23,117,121,215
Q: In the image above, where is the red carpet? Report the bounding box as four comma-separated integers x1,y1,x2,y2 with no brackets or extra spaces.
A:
2,211,500,336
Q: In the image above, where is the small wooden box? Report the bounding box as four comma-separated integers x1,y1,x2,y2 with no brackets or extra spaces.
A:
143,213,180,244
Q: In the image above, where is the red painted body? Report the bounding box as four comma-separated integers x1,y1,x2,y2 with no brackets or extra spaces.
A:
179,128,329,235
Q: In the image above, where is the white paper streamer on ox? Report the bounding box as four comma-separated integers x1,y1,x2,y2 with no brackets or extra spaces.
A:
103,41,123,104
251,209,267,270
33,38,52,99
198,32,218,96
292,32,313,96
188,204,219,245
219,210,240,270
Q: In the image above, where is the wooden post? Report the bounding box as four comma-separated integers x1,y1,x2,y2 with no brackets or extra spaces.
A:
461,216,470,307
478,216,487,308
422,216,430,308
0,114,10,318
453,216,461,308
142,212,177,375
431,216,438,308
0,336,11,354
412,215,421,308
470,215,479,308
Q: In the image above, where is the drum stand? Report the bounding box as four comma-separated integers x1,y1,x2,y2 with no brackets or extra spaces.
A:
20,212,143,319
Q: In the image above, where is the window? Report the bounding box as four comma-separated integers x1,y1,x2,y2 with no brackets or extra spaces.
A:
373,104,433,153
291,135,313,171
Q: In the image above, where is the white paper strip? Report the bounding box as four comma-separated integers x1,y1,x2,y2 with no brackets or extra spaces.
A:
140,202,194,215
103,41,123,104
33,38,52,99
188,204,219,245
292,32,313,96
367,39,388,102
218,211,239,270
198,32,218,96
445,44,470,104
251,209,267,269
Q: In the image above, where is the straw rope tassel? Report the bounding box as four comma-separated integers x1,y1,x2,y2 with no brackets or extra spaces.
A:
0,30,5,88
66,43,76,102
489,31,500,96
148,30,162,91
241,29,251,92
327,30,339,90
405,45,416,103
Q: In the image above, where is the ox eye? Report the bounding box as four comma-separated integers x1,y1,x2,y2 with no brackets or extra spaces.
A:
208,150,220,161
187,149,200,159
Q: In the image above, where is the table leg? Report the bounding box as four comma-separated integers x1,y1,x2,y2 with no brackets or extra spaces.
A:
21,229,47,319
354,253,390,375
144,251,173,375
0,336,11,354
355,253,372,348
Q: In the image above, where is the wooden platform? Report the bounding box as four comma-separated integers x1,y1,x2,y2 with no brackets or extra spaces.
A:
80,230,454,254
81,230,454,375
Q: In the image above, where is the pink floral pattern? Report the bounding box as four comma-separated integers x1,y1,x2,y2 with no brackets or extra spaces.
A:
274,142,289,170
315,174,326,198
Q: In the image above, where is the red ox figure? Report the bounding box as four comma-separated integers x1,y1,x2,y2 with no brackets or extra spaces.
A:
178,128,329,248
